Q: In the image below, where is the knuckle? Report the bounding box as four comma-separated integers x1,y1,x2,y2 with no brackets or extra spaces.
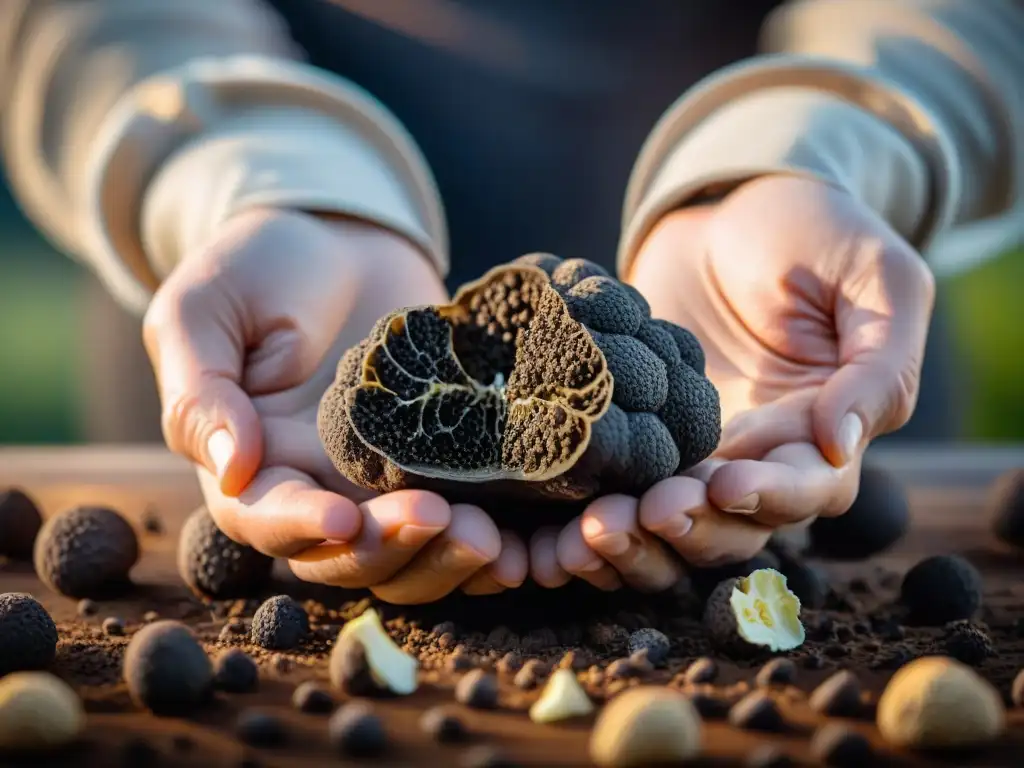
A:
161,391,208,456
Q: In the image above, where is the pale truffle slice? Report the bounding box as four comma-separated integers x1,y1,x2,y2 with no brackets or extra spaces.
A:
529,668,595,724
0,672,85,753
876,656,1004,749
704,569,805,654
331,609,419,696
590,686,702,767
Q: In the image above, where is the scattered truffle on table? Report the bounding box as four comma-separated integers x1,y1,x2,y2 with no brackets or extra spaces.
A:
250,595,309,651
328,702,387,758
33,505,139,598
728,691,787,733
123,620,214,716
900,555,983,625
420,706,468,743
0,672,85,753
589,686,702,767
941,620,995,666
989,469,1024,548
292,681,334,714
214,648,260,693
809,465,909,560
177,506,274,599
626,628,670,667
0,593,58,676
810,723,873,767
236,710,287,747
0,488,43,560
316,256,720,520
808,671,862,718
454,669,499,710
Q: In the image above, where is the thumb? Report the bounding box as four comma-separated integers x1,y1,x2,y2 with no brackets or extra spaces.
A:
143,284,263,497
812,245,935,467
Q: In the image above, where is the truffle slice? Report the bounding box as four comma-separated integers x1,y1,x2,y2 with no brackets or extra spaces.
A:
0,593,58,676
703,569,805,655
0,489,43,560
33,506,138,598
177,506,273,598
329,608,418,696
529,668,594,723
318,258,720,507
124,621,213,715
900,555,982,625
809,466,909,559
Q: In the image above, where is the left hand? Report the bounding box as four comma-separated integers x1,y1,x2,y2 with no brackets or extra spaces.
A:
532,175,934,592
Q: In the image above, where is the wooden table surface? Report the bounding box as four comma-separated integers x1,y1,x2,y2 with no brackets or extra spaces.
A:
1,443,1023,768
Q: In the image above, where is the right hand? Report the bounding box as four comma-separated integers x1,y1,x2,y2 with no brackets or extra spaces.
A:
143,209,528,603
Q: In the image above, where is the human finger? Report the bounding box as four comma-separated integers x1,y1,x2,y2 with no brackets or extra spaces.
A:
530,526,572,589
554,517,624,592
461,531,530,595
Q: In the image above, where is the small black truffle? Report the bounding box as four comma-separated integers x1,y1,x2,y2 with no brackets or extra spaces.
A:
755,658,796,688
990,469,1024,548
941,620,994,665
77,598,97,618
420,706,468,743
177,506,274,598
728,691,786,732
685,691,731,720
809,466,909,559
626,628,670,666
292,681,335,713
123,620,213,715
102,616,125,636
682,656,718,685
0,592,58,675
236,710,286,747
810,723,872,767
900,555,983,625
455,669,499,709
328,702,387,758
809,671,862,717
250,595,309,650
214,648,260,693
33,505,139,598
745,745,797,768
0,488,43,559
461,745,520,768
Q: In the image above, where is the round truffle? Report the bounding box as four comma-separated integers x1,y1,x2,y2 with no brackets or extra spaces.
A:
177,506,274,598
328,701,387,758
0,489,43,560
941,621,994,666
627,628,670,667
236,710,286,747
317,256,721,509
728,691,786,733
900,555,983,625
808,671,862,717
989,469,1024,548
250,596,309,651
123,620,213,715
33,506,138,598
292,681,334,713
810,723,872,767
0,672,85,753
809,466,909,559
214,648,259,693
0,593,58,676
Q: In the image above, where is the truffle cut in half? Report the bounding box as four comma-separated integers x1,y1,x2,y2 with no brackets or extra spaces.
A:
33,506,139,598
318,256,720,506
703,569,805,655
177,506,274,598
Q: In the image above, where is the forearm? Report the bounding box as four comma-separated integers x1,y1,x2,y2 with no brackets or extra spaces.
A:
0,1,447,314
620,0,1024,277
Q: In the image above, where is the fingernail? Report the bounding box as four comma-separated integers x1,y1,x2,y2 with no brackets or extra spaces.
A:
322,505,360,541
838,413,864,465
395,524,446,548
579,558,606,573
443,542,490,569
724,493,761,514
661,513,693,539
591,533,630,556
207,429,234,479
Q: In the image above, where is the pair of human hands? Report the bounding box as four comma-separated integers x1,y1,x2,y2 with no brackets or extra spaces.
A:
143,175,934,604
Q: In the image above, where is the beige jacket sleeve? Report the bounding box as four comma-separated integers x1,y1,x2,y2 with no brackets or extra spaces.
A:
620,0,1024,280
0,0,447,315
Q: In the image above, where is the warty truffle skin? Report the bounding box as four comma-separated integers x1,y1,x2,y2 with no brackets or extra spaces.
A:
0,489,43,560
900,555,983,625
33,506,139,598
317,255,720,507
0,593,59,676
177,506,274,598
123,620,214,715
250,596,309,651
809,466,909,560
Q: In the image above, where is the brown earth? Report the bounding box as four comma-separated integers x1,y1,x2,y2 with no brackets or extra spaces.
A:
2,446,1024,767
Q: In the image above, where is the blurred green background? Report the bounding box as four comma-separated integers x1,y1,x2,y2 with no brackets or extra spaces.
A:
0,180,1021,445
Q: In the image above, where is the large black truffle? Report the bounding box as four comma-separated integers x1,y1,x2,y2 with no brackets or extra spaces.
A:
317,256,720,511
123,620,214,715
809,466,909,559
0,489,43,559
33,506,139,598
177,506,274,598
250,595,309,650
990,469,1024,548
900,555,983,625
0,592,58,675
